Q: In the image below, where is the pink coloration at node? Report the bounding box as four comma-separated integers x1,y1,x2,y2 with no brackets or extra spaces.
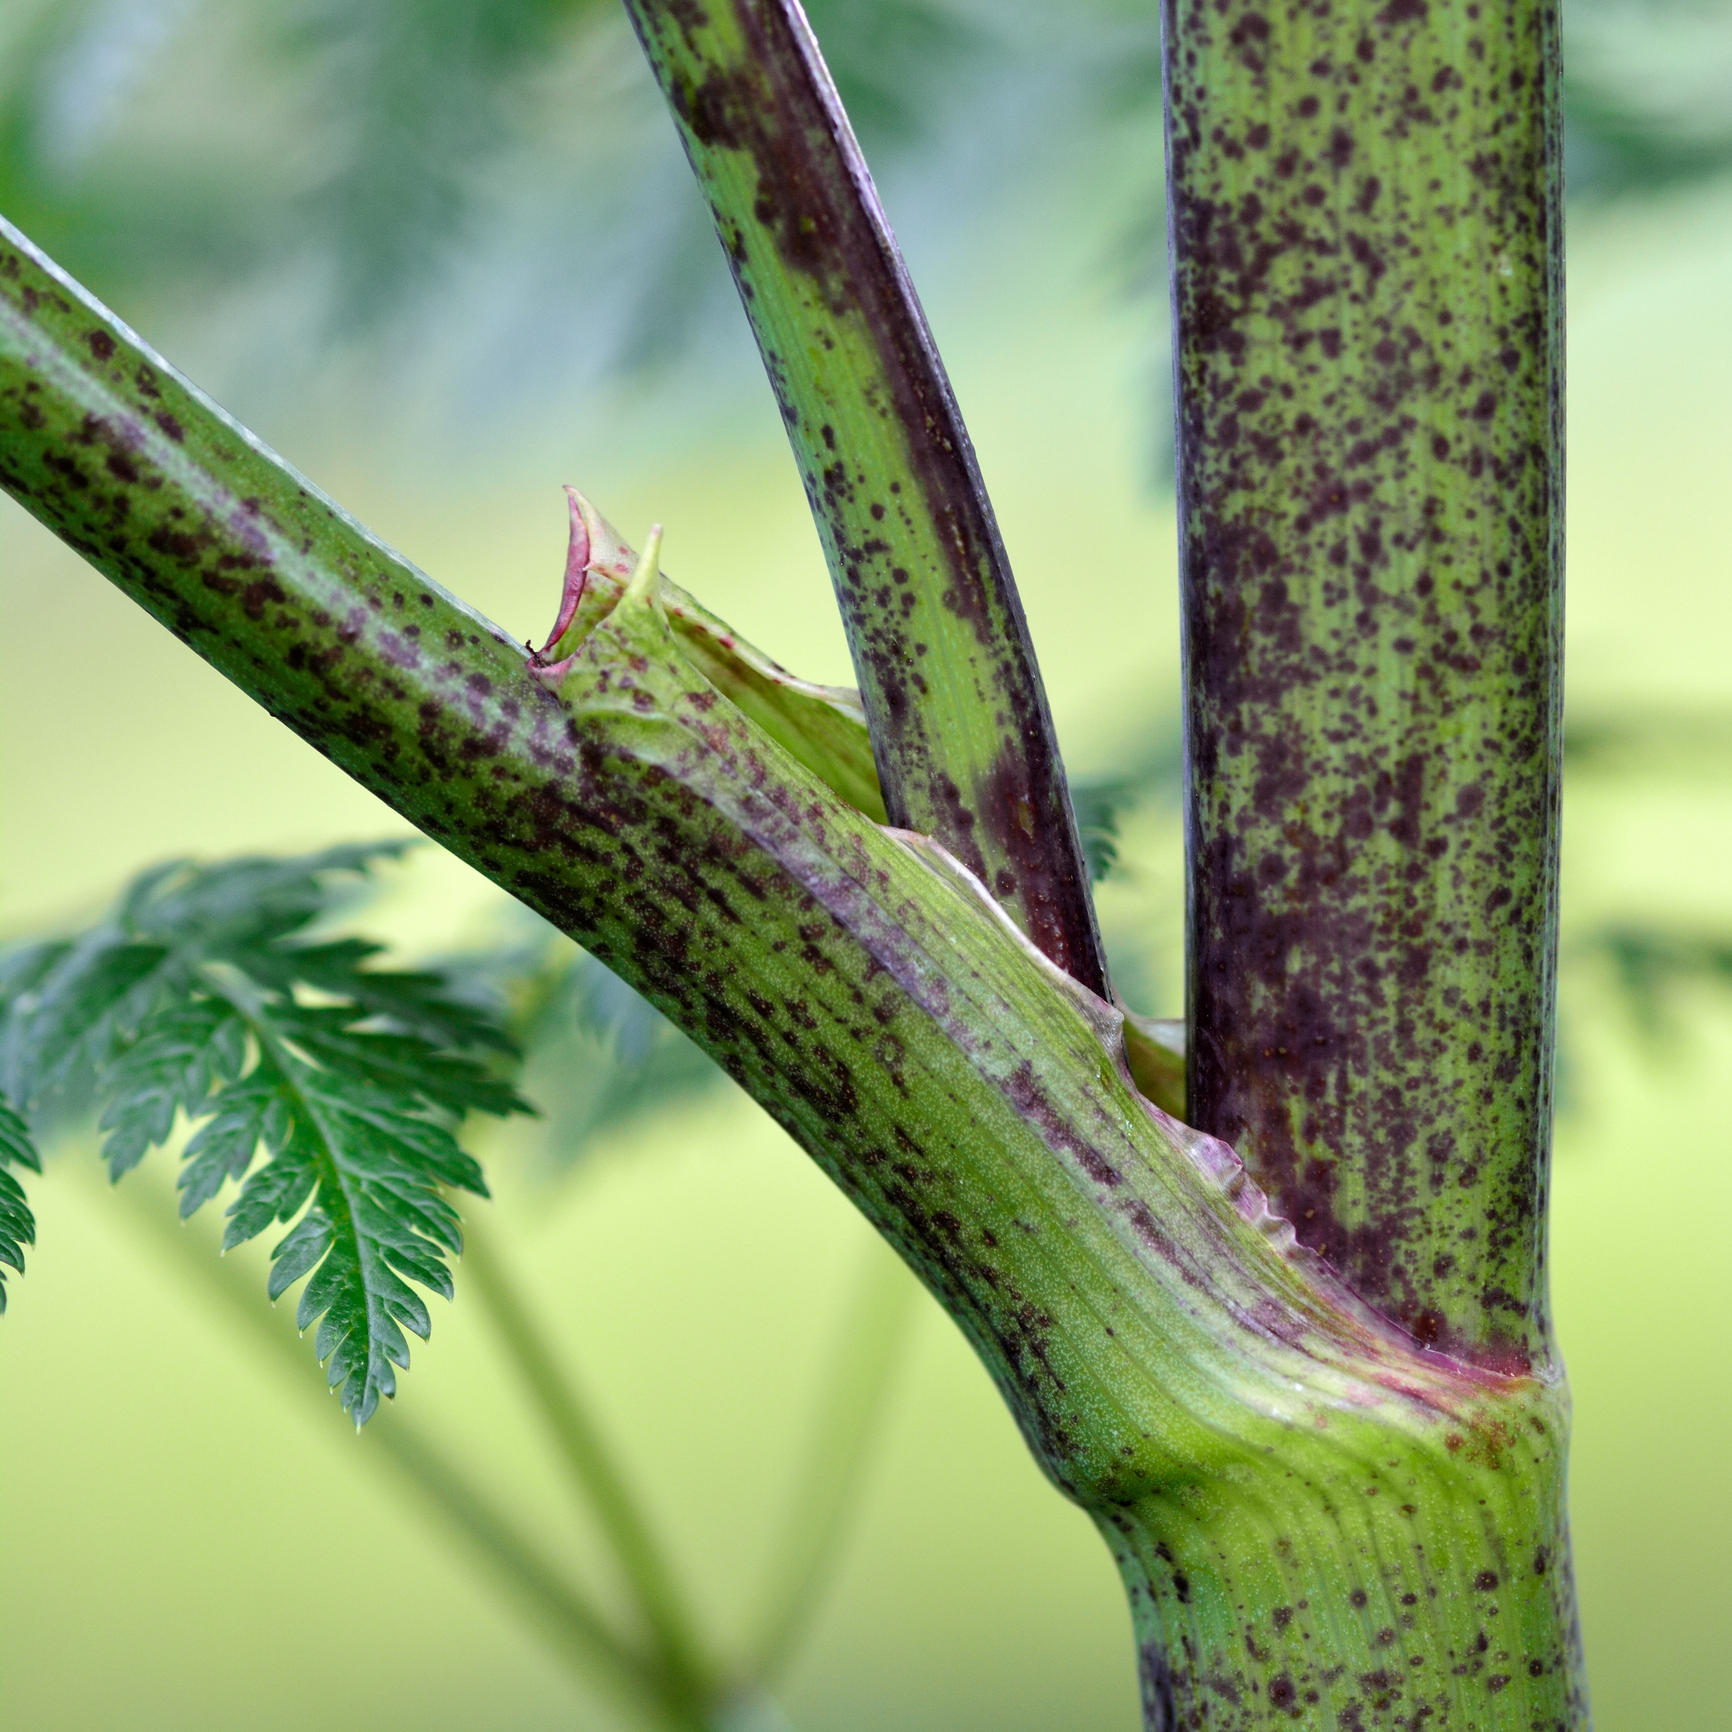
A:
533,486,592,659
529,652,580,687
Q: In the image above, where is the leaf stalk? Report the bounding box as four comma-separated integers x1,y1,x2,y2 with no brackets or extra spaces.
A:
459,1217,718,1716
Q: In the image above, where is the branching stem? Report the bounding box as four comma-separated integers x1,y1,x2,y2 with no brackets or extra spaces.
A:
88,1162,666,1720
460,1217,716,1716
622,0,1108,994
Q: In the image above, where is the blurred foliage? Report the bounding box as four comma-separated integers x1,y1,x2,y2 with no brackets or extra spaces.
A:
0,842,731,1332
433,906,725,1176
1572,924,1732,1038
0,1093,41,1312
1071,733,1181,884
3,0,1725,439
0,0,999,383
1565,0,1732,198
0,845,531,1420
1561,704,1732,1054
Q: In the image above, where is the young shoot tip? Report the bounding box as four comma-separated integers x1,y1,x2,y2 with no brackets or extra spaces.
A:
621,523,665,615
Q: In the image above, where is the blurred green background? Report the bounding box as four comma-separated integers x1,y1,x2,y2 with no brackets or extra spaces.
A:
3,1,1731,1726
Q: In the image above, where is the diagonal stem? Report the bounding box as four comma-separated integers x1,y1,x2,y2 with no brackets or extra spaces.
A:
621,0,1109,995
88,1161,674,1723
459,1217,716,1713
747,1236,915,1683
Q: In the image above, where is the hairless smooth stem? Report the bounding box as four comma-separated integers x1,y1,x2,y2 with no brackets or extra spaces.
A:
1167,0,1566,1370
622,0,1111,998
0,0,1591,1708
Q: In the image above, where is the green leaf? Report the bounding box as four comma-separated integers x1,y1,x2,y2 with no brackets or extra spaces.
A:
268,1004,523,1120
119,843,416,948
219,1046,486,1425
0,842,523,1420
253,937,518,1052
96,999,246,1181
0,1091,42,1314
22,936,179,1101
525,950,723,1171
0,937,73,1111
179,1068,292,1218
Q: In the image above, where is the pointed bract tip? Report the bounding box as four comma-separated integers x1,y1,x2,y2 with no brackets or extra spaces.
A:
533,486,594,659
622,523,664,612
570,490,637,580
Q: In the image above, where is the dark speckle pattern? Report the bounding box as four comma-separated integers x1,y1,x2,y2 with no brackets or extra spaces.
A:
622,0,1109,995
3,211,1587,1730
1164,0,1565,1368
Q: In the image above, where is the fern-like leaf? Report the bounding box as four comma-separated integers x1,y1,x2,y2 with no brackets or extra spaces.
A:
220,1041,487,1424
96,1000,247,1180
0,1093,42,1314
0,843,526,1420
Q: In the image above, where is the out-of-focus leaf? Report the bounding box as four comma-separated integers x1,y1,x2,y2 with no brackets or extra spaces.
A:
1562,707,1732,775
1069,731,1183,884
0,844,524,1423
1565,0,1732,198
518,947,723,1174
0,0,1007,381
1572,925,1732,1039
0,1092,42,1314
803,0,988,143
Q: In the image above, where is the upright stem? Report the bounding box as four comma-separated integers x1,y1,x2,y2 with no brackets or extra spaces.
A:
622,0,1109,995
1165,0,1566,1365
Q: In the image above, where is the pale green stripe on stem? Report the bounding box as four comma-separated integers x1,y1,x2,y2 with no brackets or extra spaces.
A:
460,1219,715,1713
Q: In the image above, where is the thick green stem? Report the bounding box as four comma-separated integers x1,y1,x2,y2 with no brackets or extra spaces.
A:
620,0,1109,995
1154,0,1583,1720
1101,1373,1586,1729
460,1220,715,1711
1,220,1586,1725
1166,0,1566,1367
